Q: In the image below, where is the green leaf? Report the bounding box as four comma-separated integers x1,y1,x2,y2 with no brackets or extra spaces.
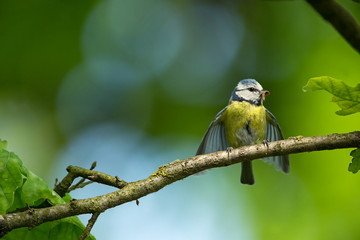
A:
0,140,7,150
348,148,360,174
303,76,360,115
2,222,52,240
0,149,64,213
3,218,95,240
20,168,64,206
62,193,73,203
0,145,96,239
49,221,95,240
0,150,25,214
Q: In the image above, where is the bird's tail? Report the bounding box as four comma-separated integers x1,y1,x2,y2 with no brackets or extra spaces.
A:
241,161,255,185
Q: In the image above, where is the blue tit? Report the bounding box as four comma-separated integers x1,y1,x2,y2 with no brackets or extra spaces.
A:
196,79,289,185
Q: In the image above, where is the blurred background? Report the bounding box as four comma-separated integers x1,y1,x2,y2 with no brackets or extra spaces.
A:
1,0,360,239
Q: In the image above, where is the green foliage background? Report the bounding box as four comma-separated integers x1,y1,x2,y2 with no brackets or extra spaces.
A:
0,0,359,239
0,142,94,239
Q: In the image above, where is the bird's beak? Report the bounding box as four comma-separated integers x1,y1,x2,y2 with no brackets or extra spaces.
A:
261,90,270,101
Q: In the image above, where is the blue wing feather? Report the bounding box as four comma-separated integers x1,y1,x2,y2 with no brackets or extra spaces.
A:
263,109,290,173
196,107,228,155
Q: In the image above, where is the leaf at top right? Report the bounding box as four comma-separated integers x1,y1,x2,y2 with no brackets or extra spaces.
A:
303,76,360,115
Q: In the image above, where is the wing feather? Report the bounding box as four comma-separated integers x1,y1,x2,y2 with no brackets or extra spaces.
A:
263,109,290,173
196,107,228,155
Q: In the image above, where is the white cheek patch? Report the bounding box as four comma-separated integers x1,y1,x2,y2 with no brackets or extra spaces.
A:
236,90,259,102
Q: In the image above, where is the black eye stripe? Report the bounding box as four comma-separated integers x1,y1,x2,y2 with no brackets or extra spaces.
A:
248,87,258,92
236,87,260,92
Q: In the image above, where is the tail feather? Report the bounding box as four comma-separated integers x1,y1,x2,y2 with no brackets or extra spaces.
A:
241,161,255,185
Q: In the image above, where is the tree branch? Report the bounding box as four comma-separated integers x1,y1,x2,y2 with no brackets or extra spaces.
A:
54,165,128,197
306,0,360,54
66,166,128,190
0,131,359,236
79,212,101,240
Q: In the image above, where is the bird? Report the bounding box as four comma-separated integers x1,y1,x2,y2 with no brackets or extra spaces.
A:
196,79,289,185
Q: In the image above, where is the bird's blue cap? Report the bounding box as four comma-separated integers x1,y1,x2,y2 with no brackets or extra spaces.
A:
238,79,261,87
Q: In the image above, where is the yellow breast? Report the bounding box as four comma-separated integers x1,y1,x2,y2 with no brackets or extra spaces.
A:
221,101,266,147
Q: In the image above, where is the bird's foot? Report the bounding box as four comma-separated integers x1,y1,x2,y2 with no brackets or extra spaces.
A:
262,139,269,148
226,147,233,159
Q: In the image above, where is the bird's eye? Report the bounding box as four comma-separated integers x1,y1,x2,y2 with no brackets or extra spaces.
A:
248,87,257,92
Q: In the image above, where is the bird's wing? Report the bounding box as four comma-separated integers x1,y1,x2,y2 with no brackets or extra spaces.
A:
196,107,229,155
263,109,290,173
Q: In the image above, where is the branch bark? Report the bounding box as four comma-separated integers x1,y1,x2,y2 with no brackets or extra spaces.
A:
54,165,128,197
79,212,101,240
0,131,359,236
306,0,360,54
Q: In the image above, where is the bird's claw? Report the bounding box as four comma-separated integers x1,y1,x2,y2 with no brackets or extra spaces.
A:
226,147,233,153
226,147,233,159
263,139,269,148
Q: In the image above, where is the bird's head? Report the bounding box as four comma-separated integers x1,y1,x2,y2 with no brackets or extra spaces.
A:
230,79,270,106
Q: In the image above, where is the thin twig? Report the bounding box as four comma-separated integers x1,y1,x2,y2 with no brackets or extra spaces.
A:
66,166,128,189
1,132,359,237
71,178,87,190
306,0,360,54
54,162,97,197
79,212,101,240
68,181,94,192
54,172,77,197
